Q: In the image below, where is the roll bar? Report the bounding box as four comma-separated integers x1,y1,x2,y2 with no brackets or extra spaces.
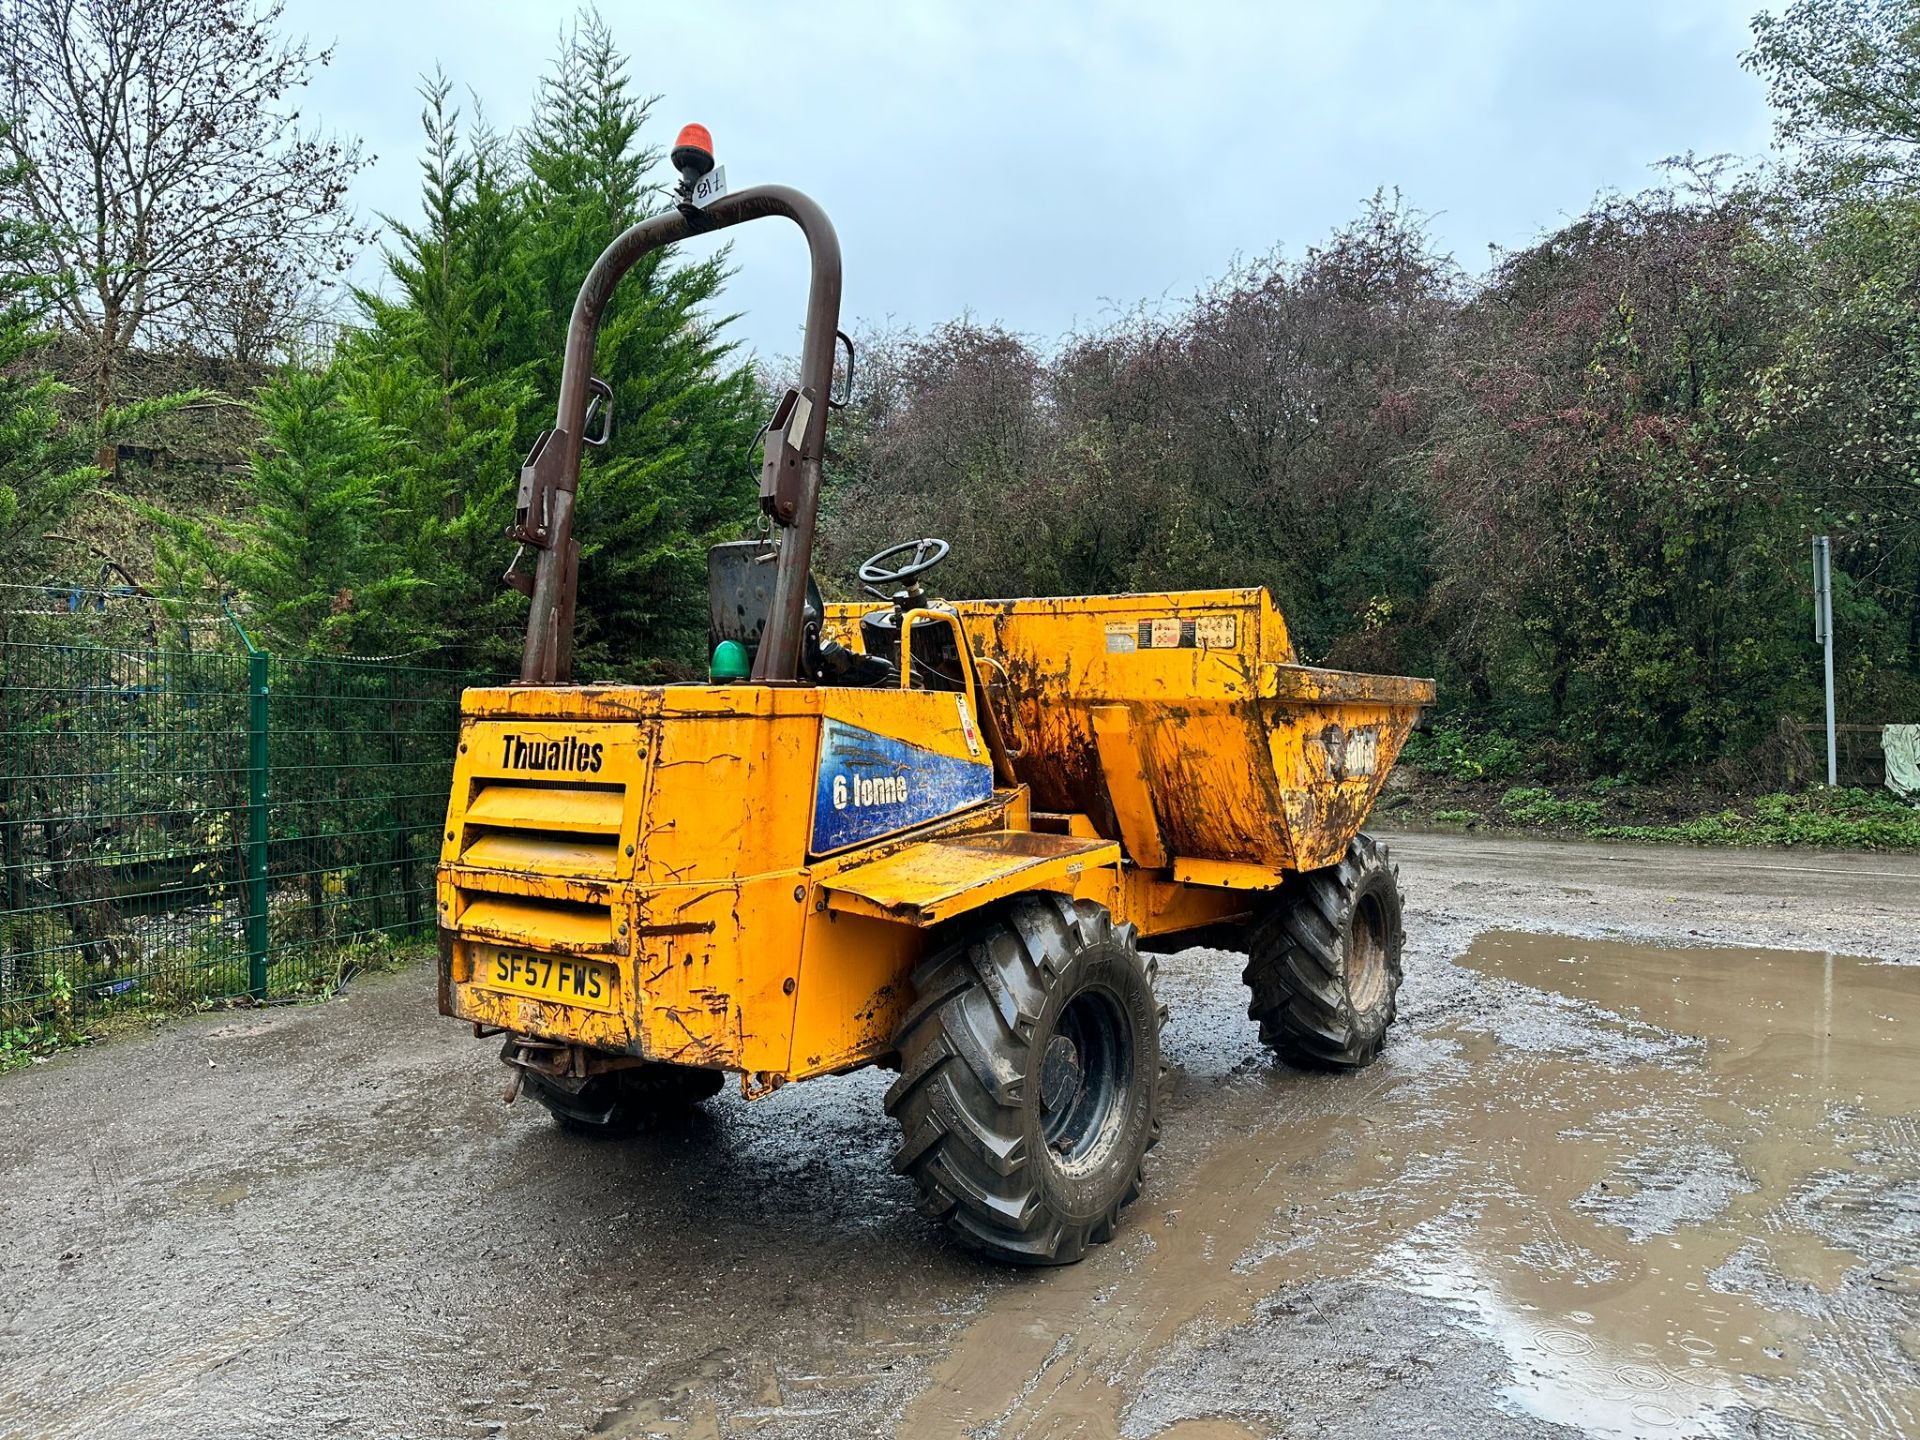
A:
510,184,842,684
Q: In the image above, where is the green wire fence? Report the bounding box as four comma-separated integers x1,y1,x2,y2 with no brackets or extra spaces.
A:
0,588,469,1030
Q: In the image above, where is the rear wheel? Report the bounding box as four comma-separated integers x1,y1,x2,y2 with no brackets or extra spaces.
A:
885,894,1163,1265
1243,833,1404,1070
524,1061,725,1137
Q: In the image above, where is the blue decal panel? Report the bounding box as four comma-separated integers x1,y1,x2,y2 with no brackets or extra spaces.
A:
811,719,994,855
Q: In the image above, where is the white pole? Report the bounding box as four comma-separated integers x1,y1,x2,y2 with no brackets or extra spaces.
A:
1814,536,1837,787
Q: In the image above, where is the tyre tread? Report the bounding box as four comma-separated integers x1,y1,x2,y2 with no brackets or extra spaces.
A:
885,893,1160,1265
1243,833,1404,1072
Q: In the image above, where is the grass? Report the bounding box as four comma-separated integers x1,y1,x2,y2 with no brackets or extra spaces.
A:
0,935,431,1074
1437,782,1920,850
2,1002,201,1073
1395,729,1920,851
265,933,422,1000
1500,786,1605,828
0,1019,70,1073
1595,788,1920,850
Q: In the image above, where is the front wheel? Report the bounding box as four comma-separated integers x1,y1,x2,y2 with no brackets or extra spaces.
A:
885,895,1164,1265
1243,833,1404,1070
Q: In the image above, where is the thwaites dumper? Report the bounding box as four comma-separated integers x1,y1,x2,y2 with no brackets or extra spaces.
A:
436,127,1435,1264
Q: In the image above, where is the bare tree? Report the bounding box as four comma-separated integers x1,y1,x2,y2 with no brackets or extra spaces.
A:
0,0,367,460
176,256,334,367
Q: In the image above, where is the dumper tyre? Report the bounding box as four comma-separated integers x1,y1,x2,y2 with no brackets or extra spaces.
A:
526,1062,726,1138
1243,833,1403,1071
885,894,1164,1266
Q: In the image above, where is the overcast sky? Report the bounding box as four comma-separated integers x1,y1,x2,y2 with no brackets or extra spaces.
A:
281,0,1779,360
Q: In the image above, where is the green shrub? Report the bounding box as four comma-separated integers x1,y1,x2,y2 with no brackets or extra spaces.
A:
1600,789,1920,850
1402,726,1526,781
0,1022,59,1073
1500,786,1605,827
0,969,78,1071
1432,809,1478,825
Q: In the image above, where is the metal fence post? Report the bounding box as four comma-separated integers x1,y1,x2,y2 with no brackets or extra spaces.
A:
1813,536,1838,788
246,650,271,997
224,600,273,1000
0,590,470,1028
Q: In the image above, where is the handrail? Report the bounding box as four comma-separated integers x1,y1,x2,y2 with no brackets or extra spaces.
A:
896,608,976,693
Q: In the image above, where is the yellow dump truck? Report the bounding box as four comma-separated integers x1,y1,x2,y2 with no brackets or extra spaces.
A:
436,128,1434,1263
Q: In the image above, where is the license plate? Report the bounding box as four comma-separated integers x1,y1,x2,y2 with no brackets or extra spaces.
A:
476,946,618,1013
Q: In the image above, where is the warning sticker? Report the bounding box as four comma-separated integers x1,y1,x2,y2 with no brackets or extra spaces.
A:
1110,614,1241,652
955,692,982,757
1195,615,1238,648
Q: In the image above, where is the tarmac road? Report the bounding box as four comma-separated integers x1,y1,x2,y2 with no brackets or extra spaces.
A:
2,832,1917,1440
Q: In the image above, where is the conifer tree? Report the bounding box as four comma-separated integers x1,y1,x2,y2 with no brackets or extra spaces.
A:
340,23,768,673
517,14,762,675
251,20,766,671
0,145,94,562
344,76,535,666
223,369,423,653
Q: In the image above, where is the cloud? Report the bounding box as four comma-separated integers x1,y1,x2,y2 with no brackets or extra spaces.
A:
285,0,1773,358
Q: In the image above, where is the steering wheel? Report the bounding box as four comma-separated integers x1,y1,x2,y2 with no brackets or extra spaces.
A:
858,537,951,598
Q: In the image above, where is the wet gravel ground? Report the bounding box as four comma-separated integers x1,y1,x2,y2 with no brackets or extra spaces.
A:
1,832,1916,1440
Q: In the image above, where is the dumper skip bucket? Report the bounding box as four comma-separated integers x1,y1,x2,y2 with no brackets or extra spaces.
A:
950,588,1434,879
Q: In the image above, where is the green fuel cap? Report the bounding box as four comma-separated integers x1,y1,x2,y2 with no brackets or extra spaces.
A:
709,639,751,683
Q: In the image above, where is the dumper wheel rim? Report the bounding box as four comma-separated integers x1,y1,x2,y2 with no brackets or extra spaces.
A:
525,1061,725,1138
885,894,1164,1266
1041,989,1131,1165
1243,833,1404,1071
1346,891,1391,1013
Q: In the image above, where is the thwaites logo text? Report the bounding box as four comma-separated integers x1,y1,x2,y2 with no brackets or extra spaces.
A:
498,732,605,774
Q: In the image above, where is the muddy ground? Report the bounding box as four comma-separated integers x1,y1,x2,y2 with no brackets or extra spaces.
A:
2,832,1917,1440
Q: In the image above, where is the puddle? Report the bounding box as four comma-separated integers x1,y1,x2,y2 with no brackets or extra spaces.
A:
900,933,1920,1439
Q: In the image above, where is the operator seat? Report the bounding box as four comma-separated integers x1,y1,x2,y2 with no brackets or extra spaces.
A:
706,540,895,686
